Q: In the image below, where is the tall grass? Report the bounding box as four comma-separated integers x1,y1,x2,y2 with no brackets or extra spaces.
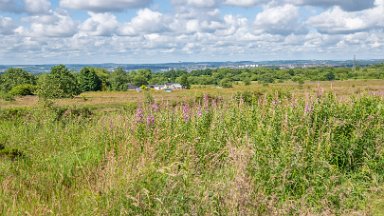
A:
1,91,384,215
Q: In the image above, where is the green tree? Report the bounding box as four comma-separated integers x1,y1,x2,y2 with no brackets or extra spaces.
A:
133,74,148,87
37,65,80,99
93,68,111,91
78,67,102,92
0,68,36,92
109,67,129,91
180,74,191,89
325,71,336,81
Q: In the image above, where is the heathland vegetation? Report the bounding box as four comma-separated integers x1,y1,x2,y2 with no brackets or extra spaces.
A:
1,64,384,215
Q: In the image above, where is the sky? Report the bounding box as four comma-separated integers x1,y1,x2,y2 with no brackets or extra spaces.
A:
0,0,383,64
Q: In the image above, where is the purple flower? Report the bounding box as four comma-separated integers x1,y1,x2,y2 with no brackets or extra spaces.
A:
304,102,313,115
151,103,159,112
135,108,144,123
203,94,209,109
197,105,203,117
146,115,155,126
182,103,190,122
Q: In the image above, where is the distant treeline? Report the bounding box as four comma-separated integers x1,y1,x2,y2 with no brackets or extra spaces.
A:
0,64,383,99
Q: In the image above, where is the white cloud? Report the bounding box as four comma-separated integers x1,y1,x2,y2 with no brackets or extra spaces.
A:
24,0,51,14
18,11,78,37
171,0,217,8
1,0,384,64
80,12,118,36
118,8,169,36
0,0,23,13
254,4,305,35
225,0,268,7
60,0,152,12
307,5,384,34
0,0,51,14
289,0,376,11
0,16,15,35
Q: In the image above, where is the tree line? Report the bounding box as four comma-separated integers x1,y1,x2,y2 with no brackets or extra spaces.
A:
0,64,383,99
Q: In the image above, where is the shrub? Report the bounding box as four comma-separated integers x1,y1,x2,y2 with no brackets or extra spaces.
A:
219,78,233,88
0,92,15,101
37,65,80,99
9,84,37,96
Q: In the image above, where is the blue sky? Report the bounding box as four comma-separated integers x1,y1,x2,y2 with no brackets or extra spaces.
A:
0,0,383,64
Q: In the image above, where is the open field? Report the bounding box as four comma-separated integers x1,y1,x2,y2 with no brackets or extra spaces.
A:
1,80,384,109
1,80,384,215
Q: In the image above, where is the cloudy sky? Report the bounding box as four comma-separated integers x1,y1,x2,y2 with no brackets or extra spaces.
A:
0,0,383,64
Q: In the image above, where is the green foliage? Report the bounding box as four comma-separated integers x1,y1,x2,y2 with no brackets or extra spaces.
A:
258,73,275,84
0,68,36,92
9,84,37,96
180,74,191,89
243,77,251,85
37,65,80,99
0,92,15,101
78,67,102,92
325,71,336,81
219,78,233,88
1,94,384,214
109,67,129,91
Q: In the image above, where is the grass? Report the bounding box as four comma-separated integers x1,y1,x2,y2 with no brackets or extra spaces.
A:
1,80,384,215
1,79,384,109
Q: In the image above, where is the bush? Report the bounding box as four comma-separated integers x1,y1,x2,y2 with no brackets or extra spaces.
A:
0,92,15,101
219,78,233,88
37,65,80,99
9,84,37,96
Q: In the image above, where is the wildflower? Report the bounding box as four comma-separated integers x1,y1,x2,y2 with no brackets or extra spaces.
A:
316,87,324,98
203,94,209,109
146,115,155,126
304,101,313,115
197,105,203,117
151,103,159,112
304,94,314,115
272,99,279,106
135,108,144,123
212,98,218,108
182,103,190,122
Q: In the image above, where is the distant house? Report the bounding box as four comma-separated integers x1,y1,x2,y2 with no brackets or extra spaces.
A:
152,83,183,91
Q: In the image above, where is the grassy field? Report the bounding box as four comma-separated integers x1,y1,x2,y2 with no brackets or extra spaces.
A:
1,80,384,215
1,80,384,109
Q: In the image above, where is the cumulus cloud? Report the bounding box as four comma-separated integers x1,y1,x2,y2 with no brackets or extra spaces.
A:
60,0,152,12
225,0,268,7
0,16,15,35
1,0,384,64
254,4,305,35
0,0,22,13
18,11,77,37
0,0,51,14
171,0,217,8
80,12,118,36
290,0,376,11
24,0,51,14
118,8,169,36
307,5,384,34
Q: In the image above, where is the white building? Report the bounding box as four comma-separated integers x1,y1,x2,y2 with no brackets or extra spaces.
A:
153,83,183,91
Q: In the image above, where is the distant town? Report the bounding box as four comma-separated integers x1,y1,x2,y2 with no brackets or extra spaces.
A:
1,59,383,74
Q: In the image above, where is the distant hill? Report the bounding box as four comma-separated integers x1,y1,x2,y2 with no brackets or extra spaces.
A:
1,59,383,74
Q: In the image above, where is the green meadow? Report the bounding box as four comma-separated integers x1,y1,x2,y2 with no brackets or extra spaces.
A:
1,80,384,215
